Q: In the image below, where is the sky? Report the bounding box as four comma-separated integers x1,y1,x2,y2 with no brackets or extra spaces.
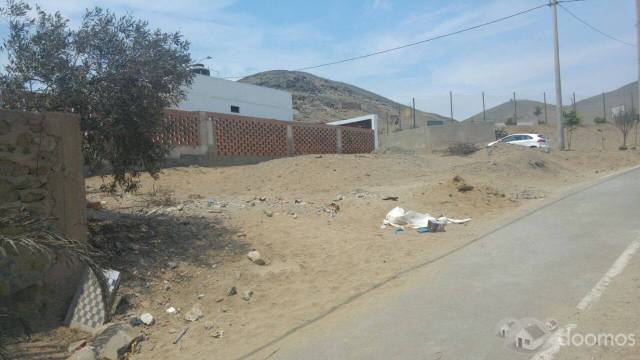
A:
1,0,637,119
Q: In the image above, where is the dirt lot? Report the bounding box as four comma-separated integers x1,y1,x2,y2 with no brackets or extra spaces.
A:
13,123,640,359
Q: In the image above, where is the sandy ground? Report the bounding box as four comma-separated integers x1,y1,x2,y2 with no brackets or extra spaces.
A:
11,123,640,359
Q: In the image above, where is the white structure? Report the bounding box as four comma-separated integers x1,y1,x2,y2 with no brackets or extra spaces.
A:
515,324,546,350
499,320,516,338
174,74,293,121
327,114,379,151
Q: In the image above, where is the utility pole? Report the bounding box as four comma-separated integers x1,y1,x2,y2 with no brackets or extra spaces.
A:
544,92,548,123
513,92,517,123
551,0,565,150
482,91,486,121
572,92,576,112
412,97,416,128
602,92,606,121
450,91,454,121
636,0,640,120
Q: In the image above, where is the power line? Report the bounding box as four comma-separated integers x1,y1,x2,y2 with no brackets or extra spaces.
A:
558,3,636,47
223,2,550,79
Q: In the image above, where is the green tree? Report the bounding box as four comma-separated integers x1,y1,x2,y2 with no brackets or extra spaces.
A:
533,105,543,124
0,1,194,191
563,110,581,150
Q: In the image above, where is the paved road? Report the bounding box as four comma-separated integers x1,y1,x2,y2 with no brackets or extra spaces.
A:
254,168,640,360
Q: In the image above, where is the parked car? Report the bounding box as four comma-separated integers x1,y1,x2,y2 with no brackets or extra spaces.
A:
487,133,549,148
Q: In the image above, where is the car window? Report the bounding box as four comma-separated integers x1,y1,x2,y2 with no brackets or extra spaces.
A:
523,135,533,140
502,135,516,142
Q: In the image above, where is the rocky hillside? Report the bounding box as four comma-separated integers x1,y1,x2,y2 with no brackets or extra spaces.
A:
466,99,557,124
239,70,449,125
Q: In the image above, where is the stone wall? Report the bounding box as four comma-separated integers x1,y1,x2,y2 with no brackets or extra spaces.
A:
0,110,86,329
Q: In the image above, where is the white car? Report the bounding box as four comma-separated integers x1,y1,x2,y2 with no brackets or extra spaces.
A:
488,133,549,148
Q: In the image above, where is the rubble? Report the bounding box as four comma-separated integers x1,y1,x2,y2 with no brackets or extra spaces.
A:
227,286,237,296
184,304,203,322
247,250,266,265
91,323,141,360
242,290,253,301
139,313,154,326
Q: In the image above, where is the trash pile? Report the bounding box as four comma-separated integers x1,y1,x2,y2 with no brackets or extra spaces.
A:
381,207,470,234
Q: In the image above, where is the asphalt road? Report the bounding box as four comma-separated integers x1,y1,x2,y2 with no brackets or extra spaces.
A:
254,167,640,360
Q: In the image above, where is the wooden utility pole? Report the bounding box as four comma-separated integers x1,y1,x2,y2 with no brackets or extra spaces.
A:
513,92,517,123
602,92,606,121
551,0,565,150
636,0,640,122
544,92,548,123
572,92,576,112
412,97,416,128
482,92,486,121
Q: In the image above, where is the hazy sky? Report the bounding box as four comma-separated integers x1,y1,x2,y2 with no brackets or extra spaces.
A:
2,0,637,119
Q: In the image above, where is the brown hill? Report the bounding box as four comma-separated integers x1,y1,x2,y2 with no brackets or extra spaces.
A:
239,70,449,125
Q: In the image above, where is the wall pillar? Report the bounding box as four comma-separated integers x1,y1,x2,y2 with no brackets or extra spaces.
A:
286,124,294,156
336,127,343,154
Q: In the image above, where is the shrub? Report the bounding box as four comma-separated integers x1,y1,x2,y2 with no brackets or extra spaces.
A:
447,143,479,156
594,116,607,124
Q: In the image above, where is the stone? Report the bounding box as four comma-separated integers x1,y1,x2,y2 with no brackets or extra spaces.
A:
264,210,273,217
226,286,237,296
242,290,253,301
184,304,203,322
204,320,215,330
165,307,177,314
211,328,224,338
19,189,46,203
139,313,154,326
92,323,141,360
167,261,178,269
0,119,10,135
247,250,265,265
67,345,97,360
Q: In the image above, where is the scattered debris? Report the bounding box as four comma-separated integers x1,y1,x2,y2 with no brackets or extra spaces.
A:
382,207,470,231
324,202,340,214
139,313,154,326
173,327,189,344
165,307,177,315
453,176,474,192
211,328,224,338
184,304,203,322
91,323,142,360
247,250,266,265
382,196,399,201
242,290,253,301
227,286,237,296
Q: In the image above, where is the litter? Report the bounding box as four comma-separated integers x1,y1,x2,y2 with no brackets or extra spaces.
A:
382,207,470,232
416,227,429,234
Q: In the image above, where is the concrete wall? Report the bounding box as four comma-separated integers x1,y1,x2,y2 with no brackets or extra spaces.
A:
380,121,496,152
0,110,86,329
173,74,294,121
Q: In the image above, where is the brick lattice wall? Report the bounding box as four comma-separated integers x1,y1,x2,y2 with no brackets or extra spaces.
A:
342,127,375,154
212,115,289,157
293,124,337,155
163,109,201,146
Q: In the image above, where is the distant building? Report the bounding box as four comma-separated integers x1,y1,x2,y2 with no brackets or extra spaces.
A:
515,324,546,350
327,114,379,151
173,69,293,121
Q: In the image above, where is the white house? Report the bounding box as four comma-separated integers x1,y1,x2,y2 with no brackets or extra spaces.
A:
173,70,293,121
515,324,547,351
499,320,516,338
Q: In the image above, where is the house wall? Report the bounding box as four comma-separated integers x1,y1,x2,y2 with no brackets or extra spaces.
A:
0,110,86,328
164,110,376,166
173,74,293,121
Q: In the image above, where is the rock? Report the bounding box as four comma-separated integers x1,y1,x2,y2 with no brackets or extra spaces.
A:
264,210,273,217
211,328,224,338
167,261,178,269
67,339,87,354
334,194,344,201
247,250,266,265
92,323,141,360
67,345,97,360
216,297,224,303
259,196,267,202
139,313,154,326
165,307,177,314
197,294,205,299
184,304,203,322
204,321,215,330
227,286,237,296
242,290,253,301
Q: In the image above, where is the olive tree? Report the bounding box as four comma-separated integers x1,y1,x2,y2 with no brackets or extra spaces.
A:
0,1,194,191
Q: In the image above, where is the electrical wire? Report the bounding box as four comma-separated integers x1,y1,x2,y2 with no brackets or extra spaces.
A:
558,3,635,47
222,2,550,79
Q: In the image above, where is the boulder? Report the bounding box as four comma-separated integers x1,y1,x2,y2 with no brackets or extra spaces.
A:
91,323,141,360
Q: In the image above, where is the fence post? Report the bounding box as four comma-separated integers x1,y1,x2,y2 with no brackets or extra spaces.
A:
543,92,548,124
287,124,295,156
336,127,343,154
482,91,486,121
